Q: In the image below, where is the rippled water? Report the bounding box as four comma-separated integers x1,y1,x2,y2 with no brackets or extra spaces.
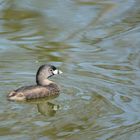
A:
0,0,140,139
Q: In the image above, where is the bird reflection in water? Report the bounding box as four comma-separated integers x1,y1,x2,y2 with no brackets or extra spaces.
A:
26,98,60,116
37,101,60,116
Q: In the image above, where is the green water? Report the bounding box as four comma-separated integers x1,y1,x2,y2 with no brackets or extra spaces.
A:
0,0,140,140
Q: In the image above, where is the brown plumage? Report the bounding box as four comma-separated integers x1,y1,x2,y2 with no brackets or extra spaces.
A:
7,64,62,101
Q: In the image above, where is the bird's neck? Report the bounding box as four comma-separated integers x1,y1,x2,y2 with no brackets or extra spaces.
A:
37,79,54,86
36,75,53,86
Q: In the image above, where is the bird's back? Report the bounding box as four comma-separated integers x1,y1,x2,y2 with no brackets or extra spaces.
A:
8,83,60,101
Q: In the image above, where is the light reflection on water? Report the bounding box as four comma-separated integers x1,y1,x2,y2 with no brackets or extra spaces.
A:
0,0,140,140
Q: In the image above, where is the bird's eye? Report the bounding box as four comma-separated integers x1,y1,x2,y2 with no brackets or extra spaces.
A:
50,69,53,72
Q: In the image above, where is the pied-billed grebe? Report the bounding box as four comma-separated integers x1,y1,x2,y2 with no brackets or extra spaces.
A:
7,64,63,101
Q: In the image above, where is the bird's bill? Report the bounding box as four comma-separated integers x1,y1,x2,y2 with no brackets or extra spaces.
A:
53,69,63,75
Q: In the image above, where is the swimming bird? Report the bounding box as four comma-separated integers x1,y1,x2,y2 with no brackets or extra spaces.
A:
7,64,62,101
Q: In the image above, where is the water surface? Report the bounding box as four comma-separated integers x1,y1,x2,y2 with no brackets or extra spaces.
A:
0,0,140,140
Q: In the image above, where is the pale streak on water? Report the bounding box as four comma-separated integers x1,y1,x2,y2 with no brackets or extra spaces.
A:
0,0,140,140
